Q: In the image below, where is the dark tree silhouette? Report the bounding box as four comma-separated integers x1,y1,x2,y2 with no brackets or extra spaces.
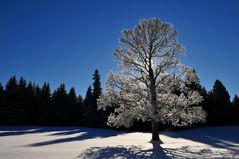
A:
3,76,19,125
17,77,28,125
83,86,94,126
92,69,104,127
51,84,69,125
93,69,102,101
232,95,239,108
0,76,85,127
0,82,4,124
207,80,232,125
78,95,84,125
231,94,239,124
38,82,51,125
67,87,81,126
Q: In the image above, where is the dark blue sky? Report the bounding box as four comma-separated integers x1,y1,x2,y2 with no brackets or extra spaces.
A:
1,0,239,98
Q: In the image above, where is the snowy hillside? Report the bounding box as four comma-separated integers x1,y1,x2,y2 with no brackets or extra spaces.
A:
0,126,239,159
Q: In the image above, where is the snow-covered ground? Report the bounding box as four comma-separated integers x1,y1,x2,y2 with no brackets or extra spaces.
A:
0,126,239,159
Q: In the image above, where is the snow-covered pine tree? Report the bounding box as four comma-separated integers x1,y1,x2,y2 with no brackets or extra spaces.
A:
98,18,206,142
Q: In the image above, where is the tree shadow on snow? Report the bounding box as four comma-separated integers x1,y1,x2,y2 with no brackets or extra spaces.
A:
76,142,171,159
0,126,126,147
76,126,239,159
76,143,238,159
164,146,239,158
24,127,126,147
163,126,239,154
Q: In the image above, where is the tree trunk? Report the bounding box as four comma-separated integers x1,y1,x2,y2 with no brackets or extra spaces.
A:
148,63,162,142
152,120,161,141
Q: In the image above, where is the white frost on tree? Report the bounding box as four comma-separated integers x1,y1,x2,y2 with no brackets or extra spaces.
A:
98,18,206,141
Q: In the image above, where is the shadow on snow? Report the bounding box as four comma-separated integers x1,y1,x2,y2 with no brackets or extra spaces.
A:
0,126,126,147
162,126,239,154
76,142,170,159
1,126,239,158
76,126,239,159
77,143,238,159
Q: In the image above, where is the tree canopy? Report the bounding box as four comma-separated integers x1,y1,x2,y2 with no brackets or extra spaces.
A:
98,18,206,141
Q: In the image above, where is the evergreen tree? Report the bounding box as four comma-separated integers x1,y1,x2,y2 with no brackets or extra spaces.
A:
38,82,51,125
3,76,19,125
78,95,84,125
25,82,36,125
232,94,239,124
83,86,94,126
185,69,201,91
232,94,239,108
92,69,104,127
78,95,83,105
68,87,80,125
6,76,18,95
0,82,4,124
93,69,102,101
208,80,232,125
32,85,42,125
68,87,77,102
0,75,87,126
185,69,208,108
0,82,3,100
17,77,28,124
50,89,58,125
18,77,27,93
51,84,69,125
173,69,208,128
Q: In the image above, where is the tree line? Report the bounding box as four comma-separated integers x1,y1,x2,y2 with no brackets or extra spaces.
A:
0,69,107,127
0,69,239,130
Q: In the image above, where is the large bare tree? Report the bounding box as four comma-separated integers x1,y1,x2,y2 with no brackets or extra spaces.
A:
98,18,206,142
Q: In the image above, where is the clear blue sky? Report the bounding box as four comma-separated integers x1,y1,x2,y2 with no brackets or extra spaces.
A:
0,0,239,98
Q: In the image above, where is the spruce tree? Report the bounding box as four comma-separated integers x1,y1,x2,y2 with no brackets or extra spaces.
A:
41,83,51,102
0,82,4,124
83,86,94,126
68,87,77,102
6,76,18,95
185,69,208,107
78,95,84,125
208,80,232,125
51,84,68,125
232,95,239,108
23,82,35,125
93,69,102,101
32,85,42,125
92,69,104,127
0,82,3,98
78,95,83,105
38,82,51,125
18,77,27,92
17,77,28,124
68,87,79,125
232,94,239,124
4,76,18,125
185,69,209,126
